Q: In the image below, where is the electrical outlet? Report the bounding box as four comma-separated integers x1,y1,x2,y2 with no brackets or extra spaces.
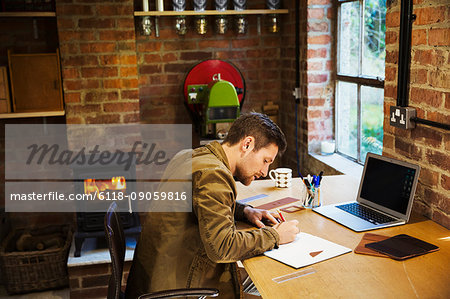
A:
390,106,416,129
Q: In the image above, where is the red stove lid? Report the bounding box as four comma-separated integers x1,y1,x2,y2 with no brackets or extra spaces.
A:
183,59,245,114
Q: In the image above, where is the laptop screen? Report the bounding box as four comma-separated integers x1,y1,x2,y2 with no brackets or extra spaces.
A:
359,155,418,215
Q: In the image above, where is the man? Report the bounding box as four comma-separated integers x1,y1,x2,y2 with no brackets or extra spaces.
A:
126,112,299,298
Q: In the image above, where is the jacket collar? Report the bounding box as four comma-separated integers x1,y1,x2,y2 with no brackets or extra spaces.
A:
205,141,231,171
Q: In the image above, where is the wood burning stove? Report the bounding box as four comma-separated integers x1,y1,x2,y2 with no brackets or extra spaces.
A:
71,158,140,257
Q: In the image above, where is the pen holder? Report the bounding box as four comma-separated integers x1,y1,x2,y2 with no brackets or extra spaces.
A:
302,186,320,209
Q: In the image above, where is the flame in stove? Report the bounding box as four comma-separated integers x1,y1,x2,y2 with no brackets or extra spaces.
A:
84,176,127,198
111,176,126,190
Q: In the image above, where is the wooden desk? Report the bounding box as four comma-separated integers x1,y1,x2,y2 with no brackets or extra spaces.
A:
238,176,450,298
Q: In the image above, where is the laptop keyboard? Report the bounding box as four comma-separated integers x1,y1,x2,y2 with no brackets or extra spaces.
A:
336,203,396,225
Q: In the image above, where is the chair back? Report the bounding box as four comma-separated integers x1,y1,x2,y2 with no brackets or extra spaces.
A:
104,202,126,299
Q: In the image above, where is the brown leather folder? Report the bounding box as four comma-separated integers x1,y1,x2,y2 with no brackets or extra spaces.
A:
354,233,390,257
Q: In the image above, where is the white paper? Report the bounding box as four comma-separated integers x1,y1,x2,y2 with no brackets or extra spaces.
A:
264,232,351,269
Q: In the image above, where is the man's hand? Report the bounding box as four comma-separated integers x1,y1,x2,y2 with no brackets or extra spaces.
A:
273,220,300,244
243,206,281,228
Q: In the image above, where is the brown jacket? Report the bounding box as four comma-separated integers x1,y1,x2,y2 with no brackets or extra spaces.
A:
126,141,279,298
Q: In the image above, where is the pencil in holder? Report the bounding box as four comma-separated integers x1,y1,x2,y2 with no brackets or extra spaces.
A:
302,186,321,209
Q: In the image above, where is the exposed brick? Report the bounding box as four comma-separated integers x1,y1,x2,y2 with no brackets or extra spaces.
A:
57,4,93,16
139,65,162,75
116,19,134,29
386,11,400,27
119,55,137,65
429,70,450,89
426,149,450,172
307,61,323,71
307,48,327,58
85,114,121,124
179,51,212,61
99,54,119,65
410,68,427,84
120,90,139,100
199,40,230,49
63,68,80,79
82,274,110,288
307,74,328,83
65,92,82,104
99,30,135,41
80,43,116,54
103,79,122,89
308,8,325,19
414,6,446,25
410,87,442,108
411,29,427,45
385,66,397,82
307,34,331,45
428,28,450,46
63,55,98,67
308,0,330,4
120,66,138,77
103,102,139,113
81,67,118,78
123,112,140,123
78,18,115,29
164,63,193,73
385,50,398,64
137,42,162,52
85,91,119,103
96,4,133,16
419,168,440,187
58,31,95,42
307,22,329,32
385,31,398,45
163,41,197,51
395,138,410,154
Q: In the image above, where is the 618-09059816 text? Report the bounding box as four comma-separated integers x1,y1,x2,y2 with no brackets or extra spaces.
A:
9,191,188,201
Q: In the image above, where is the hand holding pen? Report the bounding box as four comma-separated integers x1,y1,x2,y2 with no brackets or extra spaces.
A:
273,210,300,244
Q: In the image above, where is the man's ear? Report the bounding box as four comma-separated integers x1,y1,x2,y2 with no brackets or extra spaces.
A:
241,136,255,152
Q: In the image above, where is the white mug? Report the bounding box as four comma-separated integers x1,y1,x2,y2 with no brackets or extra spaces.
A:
269,168,292,188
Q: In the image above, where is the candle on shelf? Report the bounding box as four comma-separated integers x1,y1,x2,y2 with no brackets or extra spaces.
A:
143,0,149,11
321,140,336,155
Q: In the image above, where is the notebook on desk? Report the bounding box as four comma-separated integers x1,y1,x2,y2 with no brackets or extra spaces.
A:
313,153,420,232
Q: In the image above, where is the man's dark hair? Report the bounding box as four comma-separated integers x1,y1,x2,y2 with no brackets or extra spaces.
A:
223,112,287,155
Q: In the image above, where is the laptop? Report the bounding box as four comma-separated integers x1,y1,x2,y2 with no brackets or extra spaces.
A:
313,153,420,232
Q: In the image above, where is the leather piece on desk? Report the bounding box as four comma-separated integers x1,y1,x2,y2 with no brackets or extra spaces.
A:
354,233,390,257
280,205,305,213
254,197,299,210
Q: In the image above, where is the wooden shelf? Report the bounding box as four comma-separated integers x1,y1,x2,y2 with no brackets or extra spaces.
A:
0,11,56,17
0,110,65,119
135,9,289,17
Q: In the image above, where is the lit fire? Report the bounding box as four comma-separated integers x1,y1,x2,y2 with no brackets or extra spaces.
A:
84,176,126,198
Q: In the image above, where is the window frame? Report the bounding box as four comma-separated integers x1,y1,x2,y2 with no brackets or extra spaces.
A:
335,0,385,164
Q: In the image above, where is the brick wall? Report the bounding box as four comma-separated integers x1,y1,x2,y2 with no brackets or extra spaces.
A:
383,0,449,228
69,260,131,298
279,0,336,176
56,0,140,124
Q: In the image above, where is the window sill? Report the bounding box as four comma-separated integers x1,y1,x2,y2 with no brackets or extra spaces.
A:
310,153,363,180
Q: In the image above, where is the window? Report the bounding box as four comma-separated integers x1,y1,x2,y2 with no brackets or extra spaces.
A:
336,0,386,164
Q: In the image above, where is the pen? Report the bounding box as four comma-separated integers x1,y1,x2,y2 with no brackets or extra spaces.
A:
276,209,285,222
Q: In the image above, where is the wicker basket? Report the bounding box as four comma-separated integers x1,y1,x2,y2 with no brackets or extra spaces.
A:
0,225,72,294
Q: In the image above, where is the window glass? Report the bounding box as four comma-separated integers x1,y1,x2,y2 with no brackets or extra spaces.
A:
362,0,386,78
337,81,358,159
361,86,384,162
338,1,360,76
